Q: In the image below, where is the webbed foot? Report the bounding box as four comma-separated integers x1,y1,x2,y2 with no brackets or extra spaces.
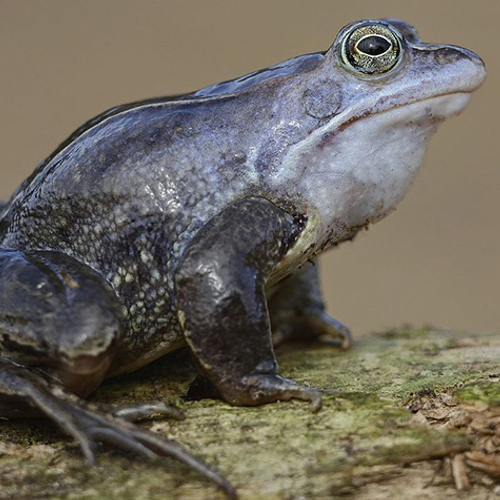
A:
272,310,352,349
0,357,237,499
269,262,352,349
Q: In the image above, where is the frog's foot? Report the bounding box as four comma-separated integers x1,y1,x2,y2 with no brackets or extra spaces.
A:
272,311,352,350
187,373,322,412
0,357,237,499
268,262,352,349
113,402,186,422
223,373,323,412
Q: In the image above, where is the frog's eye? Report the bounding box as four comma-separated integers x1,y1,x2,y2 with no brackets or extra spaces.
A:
340,23,402,75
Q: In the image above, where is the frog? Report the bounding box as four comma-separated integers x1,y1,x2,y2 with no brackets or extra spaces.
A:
0,18,485,498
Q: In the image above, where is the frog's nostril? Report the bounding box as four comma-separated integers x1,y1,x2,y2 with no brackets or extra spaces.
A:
435,47,462,65
430,45,486,91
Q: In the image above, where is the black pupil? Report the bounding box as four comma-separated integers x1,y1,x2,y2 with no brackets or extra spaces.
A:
357,35,391,56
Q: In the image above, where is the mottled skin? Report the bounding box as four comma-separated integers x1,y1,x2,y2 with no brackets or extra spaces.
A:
0,19,485,497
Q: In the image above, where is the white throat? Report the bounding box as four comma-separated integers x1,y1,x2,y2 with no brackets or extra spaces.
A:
273,92,472,254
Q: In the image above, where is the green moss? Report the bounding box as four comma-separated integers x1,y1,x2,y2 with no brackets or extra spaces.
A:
380,326,432,339
360,428,471,465
0,328,498,499
454,380,500,406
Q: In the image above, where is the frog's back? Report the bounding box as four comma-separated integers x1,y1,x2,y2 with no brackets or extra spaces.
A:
1,99,250,247
1,102,248,298
0,52,324,268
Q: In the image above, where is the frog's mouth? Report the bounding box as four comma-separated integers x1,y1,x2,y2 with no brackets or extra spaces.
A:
381,91,473,124
341,89,475,135
418,91,473,118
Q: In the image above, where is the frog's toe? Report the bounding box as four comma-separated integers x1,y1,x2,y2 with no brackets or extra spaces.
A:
71,408,236,497
312,312,352,349
273,312,352,350
61,401,236,498
223,373,323,413
187,374,323,412
112,402,186,422
0,358,236,499
64,404,235,497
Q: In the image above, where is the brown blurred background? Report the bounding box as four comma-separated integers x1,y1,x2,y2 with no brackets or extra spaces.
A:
0,1,497,337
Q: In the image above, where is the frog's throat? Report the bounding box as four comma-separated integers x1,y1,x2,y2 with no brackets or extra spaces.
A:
271,91,474,278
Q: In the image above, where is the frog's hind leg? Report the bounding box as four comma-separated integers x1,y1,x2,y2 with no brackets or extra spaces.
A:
0,248,236,498
268,261,352,349
0,247,125,398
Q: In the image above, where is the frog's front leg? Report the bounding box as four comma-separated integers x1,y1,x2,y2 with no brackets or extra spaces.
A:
175,198,322,411
268,262,352,349
0,248,235,498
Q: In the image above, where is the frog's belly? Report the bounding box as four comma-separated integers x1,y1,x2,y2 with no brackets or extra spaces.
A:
97,245,189,377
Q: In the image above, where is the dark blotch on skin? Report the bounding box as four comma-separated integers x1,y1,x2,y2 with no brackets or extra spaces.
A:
303,80,342,119
435,47,463,65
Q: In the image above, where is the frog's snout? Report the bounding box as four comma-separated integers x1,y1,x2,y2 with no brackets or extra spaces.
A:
440,45,485,85
420,43,487,93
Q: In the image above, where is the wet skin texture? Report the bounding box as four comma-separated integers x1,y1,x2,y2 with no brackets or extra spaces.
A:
0,18,485,498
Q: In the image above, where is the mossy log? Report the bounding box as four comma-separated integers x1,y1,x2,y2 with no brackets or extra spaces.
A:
0,327,499,499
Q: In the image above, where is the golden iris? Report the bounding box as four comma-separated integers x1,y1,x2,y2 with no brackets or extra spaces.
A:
341,24,402,75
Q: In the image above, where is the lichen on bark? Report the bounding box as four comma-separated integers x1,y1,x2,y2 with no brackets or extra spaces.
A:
0,327,499,499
